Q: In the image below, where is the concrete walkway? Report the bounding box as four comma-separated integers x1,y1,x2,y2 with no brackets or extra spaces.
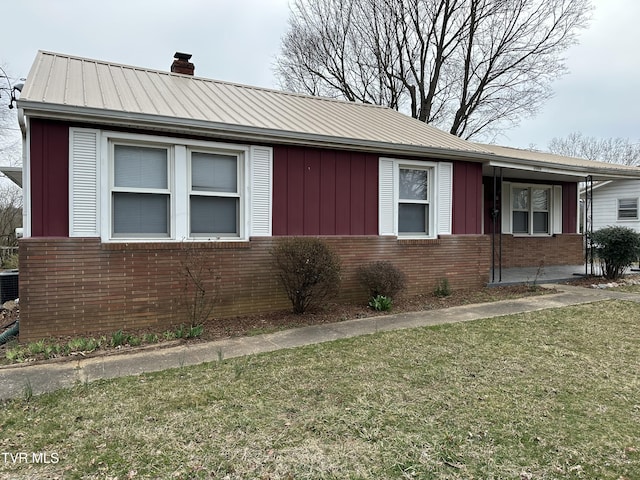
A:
2,284,640,400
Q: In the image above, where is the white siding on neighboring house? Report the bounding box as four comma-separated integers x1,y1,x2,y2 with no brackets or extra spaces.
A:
590,180,640,232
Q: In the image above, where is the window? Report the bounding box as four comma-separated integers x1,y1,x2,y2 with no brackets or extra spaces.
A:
378,158,451,238
398,167,431,235
190,151,241,237
618,198,639,220
511,186,551,235
71,129,272,242
111,144,171,237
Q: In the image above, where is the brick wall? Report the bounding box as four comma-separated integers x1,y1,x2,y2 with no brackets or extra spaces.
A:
490,234,584,268
18,235,490,341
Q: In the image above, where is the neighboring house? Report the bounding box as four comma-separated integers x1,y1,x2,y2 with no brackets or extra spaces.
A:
14,51,640,341
583,180,640,233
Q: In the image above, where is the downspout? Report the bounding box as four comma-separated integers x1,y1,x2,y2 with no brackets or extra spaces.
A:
0,321,19,345
17,108,28,238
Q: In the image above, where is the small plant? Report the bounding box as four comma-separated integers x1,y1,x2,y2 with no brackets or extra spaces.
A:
111,330,130,347
173,324,188,339
144,333,159,343
434,278,452,298
128,336,142,347
357,261,406,300
187,324,204,338
23,378,33,402
271,237,342,314
5,345,25,362
28,339,47,355
589,226,640,280
368,295,393,311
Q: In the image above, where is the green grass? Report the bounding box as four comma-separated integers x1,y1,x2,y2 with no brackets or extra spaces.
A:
1,300,639,479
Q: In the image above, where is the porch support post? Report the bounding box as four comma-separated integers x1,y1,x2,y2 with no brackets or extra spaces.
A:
491,167,497,282
584,175,593,276
499,167,503,282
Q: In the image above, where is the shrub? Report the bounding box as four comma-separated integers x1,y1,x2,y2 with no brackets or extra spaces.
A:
357,261,406,299
590,226,640,280
2,253,18,269
434,278,452,297
368,295,393,311
271,237,341,314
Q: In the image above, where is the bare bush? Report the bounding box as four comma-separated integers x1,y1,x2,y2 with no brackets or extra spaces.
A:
271,237,341,314
357,261,406,300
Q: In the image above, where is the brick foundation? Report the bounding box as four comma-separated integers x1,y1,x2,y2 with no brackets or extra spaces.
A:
18,235,490,341
489,234,584,268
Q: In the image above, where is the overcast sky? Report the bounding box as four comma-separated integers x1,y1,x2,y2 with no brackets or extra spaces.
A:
2,0,639,153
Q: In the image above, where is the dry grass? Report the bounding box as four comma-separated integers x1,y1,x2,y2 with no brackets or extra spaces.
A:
1,300,639,479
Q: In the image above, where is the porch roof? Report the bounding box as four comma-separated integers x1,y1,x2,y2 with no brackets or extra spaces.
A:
476,144,640,182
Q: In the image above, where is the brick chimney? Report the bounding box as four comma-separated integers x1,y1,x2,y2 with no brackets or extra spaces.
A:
171,52,195,75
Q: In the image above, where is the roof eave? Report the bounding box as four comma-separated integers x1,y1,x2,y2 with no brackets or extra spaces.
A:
18,101,492,161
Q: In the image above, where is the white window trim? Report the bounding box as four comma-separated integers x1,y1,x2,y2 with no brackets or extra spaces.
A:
379,157,449,239
98,131,253,242
505,182,556,237
617,197,639,221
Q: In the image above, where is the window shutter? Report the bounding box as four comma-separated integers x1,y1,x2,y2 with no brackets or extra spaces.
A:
378,158,395,235
69,128,100,237
501,182,512,234
436,162,453,235
553,185,563,234
249,146,273,236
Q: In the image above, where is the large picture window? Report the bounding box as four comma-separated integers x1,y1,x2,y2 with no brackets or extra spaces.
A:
511,186,551,235
111,144,171,237
618,198,638,220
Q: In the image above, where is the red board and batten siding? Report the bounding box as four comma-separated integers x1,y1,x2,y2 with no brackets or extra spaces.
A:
272,145,484,236
272,146,379,235
562,182,578,234
29,119,69,236
452,162,483,234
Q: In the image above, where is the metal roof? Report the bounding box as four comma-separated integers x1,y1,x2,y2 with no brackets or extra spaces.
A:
17,51,640,180
18,51,485,157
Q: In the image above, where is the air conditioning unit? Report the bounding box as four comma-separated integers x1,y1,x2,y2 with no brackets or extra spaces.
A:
0,270,19,304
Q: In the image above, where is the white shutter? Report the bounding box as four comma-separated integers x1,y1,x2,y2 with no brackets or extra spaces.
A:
436,162,453,235
378,158,395,235
69,128,100,237
553,185,563,234
249,146,273,236
501,182,512,234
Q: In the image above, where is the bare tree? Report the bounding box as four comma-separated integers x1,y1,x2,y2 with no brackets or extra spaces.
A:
548,132,640,166
0,64,22,168
0,182,22,247
276,0,592,139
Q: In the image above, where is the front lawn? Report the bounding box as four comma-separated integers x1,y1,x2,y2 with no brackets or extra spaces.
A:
1,300,639,479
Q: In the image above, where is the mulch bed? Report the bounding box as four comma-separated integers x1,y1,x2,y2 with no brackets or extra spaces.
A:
0,279,609,364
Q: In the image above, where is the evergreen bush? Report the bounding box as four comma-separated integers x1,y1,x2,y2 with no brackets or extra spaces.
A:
590,226,640,280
